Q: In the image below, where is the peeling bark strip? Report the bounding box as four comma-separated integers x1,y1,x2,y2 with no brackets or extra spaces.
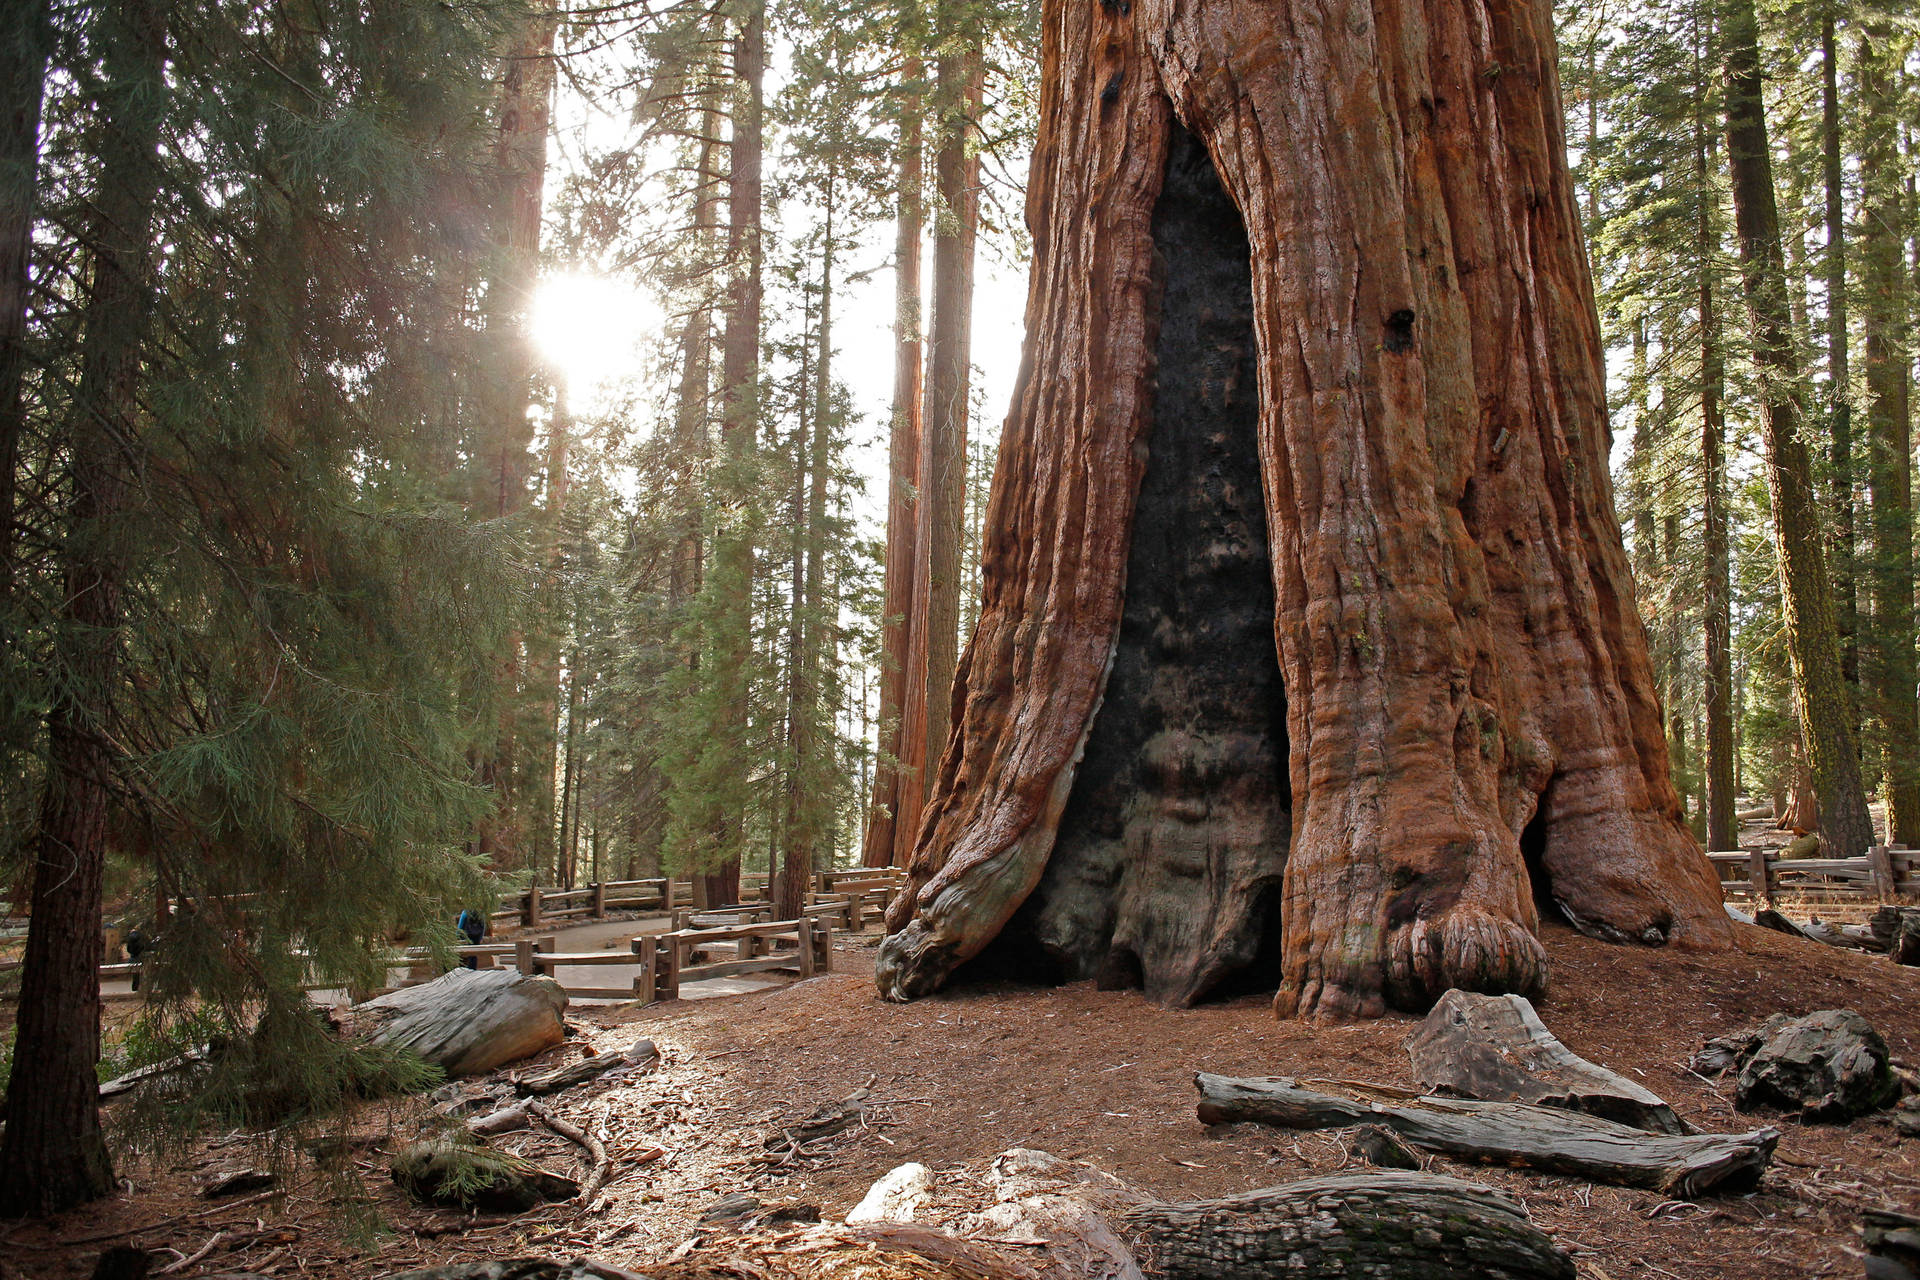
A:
877,0,1729,1018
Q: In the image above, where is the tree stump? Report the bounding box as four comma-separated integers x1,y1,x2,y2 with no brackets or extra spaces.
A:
1406,989,1687,1134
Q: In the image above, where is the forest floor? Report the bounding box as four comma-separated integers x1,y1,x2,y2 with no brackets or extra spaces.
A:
7,918,1920,1279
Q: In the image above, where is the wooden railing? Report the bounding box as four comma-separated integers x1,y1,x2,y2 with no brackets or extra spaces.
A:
1708,845,1916,902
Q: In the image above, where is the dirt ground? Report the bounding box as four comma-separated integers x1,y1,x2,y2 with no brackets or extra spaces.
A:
5,919,1919,1279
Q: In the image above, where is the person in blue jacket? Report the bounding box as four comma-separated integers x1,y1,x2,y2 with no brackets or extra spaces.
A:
455,907,486,968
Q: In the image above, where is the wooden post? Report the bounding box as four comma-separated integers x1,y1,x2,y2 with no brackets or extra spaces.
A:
797,917,816,979
515,938,535,974
632,934,658,1003
1868,846,1899,900
1748,847,1773,903
524,884,543,928
659,935,681,1000
815,920,832,973
592,881,607,918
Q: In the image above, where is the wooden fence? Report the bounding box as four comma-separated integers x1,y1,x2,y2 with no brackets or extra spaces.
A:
9,868,900,1004
1708,845,1916,902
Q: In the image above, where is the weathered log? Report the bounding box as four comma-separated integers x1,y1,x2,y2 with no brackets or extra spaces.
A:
1125,1172,1574,1280
1873,907,1920,965
1778,833,1821,859
514,1039,656,1097
1863,1208,1920,1280
468,1099,535,1136
1194,1074,1777,1196
1407,990,1687,1134
1751,907,1813,940
1730,1009,1898,1119
352,968,566,1076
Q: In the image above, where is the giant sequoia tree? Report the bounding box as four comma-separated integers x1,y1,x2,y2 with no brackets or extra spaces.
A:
877,0,1730,1019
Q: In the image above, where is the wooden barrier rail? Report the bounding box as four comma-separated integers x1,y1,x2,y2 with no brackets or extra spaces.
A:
1708,846,1915,902
635,918,831,1002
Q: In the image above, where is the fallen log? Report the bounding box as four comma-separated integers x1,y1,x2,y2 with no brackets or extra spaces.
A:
1194,1074,1778,1196
1125,1172,1575,1280
514,1039,657,1097
1752,908,1814,941
1406,990,1687,1135
352,969,567,1076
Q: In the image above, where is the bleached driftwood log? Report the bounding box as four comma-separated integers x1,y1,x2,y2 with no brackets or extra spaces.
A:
1195,1074,1777,1196
1407,989,1687,1134
352,968,567,1075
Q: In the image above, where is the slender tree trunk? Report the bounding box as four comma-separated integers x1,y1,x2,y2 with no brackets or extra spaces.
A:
0,0,166,1215
1698,86,1735,853
702,0,765,911
1858,25,1919,845
864,55,926,870
1821,8,1857,700
1722,0,1874,858
880,0,1729,1017
0,0,50,596
1663,511,1688,822
895,31,981,865
777,187,839,920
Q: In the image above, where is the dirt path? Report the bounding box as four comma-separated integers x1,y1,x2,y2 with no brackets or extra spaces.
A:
10,921,1920,1278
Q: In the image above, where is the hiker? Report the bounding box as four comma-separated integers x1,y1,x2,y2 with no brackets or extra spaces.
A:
455,907,486,969
125,924,151,991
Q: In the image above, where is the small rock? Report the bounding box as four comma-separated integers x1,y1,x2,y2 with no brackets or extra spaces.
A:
1729,1010,1898,1120
1346,1125,1421,1171
845,1162,934,1224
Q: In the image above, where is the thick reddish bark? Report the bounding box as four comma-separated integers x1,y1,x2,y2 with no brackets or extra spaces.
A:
878,0,1728,1018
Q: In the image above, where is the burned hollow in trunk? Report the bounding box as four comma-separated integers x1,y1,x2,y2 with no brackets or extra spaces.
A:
968,125,1288,1007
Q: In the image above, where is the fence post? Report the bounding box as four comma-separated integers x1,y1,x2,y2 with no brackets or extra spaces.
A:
524,884,543,928
592,881,607,918
797,918,816,979
515,938,534,975
1747,847,1773,904
659,936,681,1001
1868,846,1899,900
815,920,833,973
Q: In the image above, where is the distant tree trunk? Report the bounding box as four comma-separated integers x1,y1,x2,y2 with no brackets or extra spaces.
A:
1820,8,1856,700
1663,512,1689,825
1857,25,1919,845
777,184,839,921
474,0,559,871
0,0,50,596
879,0,1729,1018
702,0,765,911
895,31,981,864
0,0,165,1215
1698,78,1735,853
864,57,926,870
1722,0,1874,858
